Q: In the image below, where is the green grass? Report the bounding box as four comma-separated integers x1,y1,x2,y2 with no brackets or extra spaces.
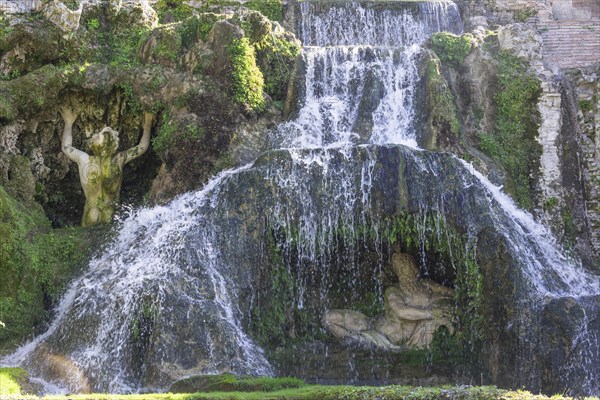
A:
4,385,595,400
0,367,26,395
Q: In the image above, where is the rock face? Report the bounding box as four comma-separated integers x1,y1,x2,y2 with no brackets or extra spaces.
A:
539,296,600,395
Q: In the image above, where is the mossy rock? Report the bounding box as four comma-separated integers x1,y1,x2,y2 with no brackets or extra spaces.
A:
477,51,542,210
0,64,72,121
169,373,304,393
422,51,460,150
0,186,95,350
0,18,62,79
429,32,476,66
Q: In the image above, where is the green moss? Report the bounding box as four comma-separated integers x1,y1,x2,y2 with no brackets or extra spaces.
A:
152,116,176,158
544,196,559,210
234,376,304,392
254,33,300,101
87,18,100,30
561,206,577,248
154,0,195,23
63,0,81,11
151,25,183,63
352,291,385,317
0,64,69,121
513,6,537,22
0,367,26,395
0,186,93,349
0,385,580,399
249,230,294,347
227,37,265,112
176,13,225,44
197,13,226,41
426,56,460,143
174,374,305,393
117,82,144,114
105,26,147,67
478,51,542,210
245,0,284,22
252,210,481,369
430,32,476,66
152,113,206,160
579,99,594,113
453,249,484,369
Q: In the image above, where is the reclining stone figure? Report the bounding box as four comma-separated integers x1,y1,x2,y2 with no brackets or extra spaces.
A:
59,107,153,227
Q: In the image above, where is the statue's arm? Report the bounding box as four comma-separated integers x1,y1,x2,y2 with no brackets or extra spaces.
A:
59,107,88,164
122,112,153,165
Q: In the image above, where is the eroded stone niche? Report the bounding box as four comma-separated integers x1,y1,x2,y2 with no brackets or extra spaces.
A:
323,253,454,350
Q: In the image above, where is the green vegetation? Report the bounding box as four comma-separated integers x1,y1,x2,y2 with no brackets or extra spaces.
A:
154,0,195,23
2,384,588,400
227,37,265,112
579,98,594,113
255,33,301,101
0,187,92,349
544,196,559,210
453,249,484,368
0,65,70,120
62,0,81,11
0,367,27,395
171,374,304,393
513,6,537,22
152,114,205,160
181,13,226,43
245,0,284,22
249,231,294,347
478,51,542,210
117,82,144,114
251,210,481,369
430,32,476,66
153,0,283,23
425,56,460,142
561,205,578,248
87,18,100,30
103,26,147,68
151,25,184,64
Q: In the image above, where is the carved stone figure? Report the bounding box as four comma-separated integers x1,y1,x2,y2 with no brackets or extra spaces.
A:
59,107,153,227
323,253,454,350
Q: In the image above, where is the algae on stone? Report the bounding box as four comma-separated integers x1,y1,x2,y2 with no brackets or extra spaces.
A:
0,186,93,349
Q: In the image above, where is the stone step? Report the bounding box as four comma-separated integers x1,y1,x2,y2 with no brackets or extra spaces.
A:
538,19,600,68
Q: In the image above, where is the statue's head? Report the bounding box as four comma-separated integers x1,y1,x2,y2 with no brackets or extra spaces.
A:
89,127,119,157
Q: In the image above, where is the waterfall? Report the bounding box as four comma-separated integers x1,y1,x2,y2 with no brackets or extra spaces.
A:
275,1,463,149
2,0,598,395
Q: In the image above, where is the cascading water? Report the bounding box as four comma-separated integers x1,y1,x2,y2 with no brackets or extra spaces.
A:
2,0,599,395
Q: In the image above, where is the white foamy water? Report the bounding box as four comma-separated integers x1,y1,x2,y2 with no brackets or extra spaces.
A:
459,159,600,297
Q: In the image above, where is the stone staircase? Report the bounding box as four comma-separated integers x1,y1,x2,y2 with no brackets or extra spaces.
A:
539,19,600,68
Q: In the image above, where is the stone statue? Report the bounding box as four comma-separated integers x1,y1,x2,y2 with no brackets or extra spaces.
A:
59,107,153,227
323,253,454,350
377,253,454,348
